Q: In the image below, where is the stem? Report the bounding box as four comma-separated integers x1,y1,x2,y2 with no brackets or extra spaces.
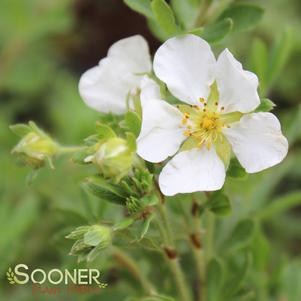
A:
154,217,192,301
112,247,156,295
204,210,215,262
58,146,85,154
178,200,204,301
155,186,192,301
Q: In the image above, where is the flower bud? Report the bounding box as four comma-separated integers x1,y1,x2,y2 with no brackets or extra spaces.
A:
94,137,134,180
11,122,58,169
66,225,112,262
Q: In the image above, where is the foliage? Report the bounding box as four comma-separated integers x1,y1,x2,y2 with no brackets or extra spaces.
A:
1,0,301,301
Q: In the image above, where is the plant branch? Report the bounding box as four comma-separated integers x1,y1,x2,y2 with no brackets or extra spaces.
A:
112,246,156,296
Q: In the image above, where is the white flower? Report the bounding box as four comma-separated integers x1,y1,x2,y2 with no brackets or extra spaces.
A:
79,35,152,114
137,34,288,196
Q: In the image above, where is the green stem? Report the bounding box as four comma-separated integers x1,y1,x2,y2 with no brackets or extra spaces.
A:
155,187,192,301
178,200,204,301
204,210,215,262
58,145,85,154
154,217,192,301
112,247,156,295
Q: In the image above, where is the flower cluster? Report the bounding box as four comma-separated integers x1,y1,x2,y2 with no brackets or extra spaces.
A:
79,34,288,196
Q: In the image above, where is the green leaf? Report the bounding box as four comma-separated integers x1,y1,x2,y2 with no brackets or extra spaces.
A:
126,132,137,152
229,290,255,301
171,0,199,29
251,225,270,270
255,98,276,112
65,226,90,240
223,219,255,252
9,124,31,137
257,191,301,221
266,28,293,86
219,3,264,33
200,18,233,43
139,215,153,240
82,176,128,205
221,252,252,298
147,18,170,41
207,191,231,216
124,0,154,19
124,111,142,137
113,217,135,231
207,258,224,301
227,158,247,178
151,0,180,36
95,123,116,141
249,38,268,91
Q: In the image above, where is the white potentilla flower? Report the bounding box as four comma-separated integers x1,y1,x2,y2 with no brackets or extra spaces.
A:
79,35,152,114
137,34,288,196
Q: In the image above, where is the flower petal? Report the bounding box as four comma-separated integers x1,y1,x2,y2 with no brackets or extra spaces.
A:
159,147,226,196
154,34,216,105
216,49,260,113
140,76,161,104
137,99,185,163
79,35,151,114
223,112,288,173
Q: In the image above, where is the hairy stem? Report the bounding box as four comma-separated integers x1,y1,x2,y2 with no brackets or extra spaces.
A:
155,186,192,301
112,247,156,295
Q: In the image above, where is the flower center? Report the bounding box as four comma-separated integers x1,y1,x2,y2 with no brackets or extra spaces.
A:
180,99,227,149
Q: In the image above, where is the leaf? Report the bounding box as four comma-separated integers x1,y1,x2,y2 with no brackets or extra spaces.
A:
207,191,231,216
113,217,135,231
255,98,276,112
266,28,293,86
257,191,301,221
249,38,268,91
124,0,154,19
9,124,31,137
151,0,180,36
124,111,142,137
223,219,255,252
171,0,199,29
126,132,137,152
95,123,116,141
251,225,270,270
200,18,233,43
139,215,153,240
227,158,247,178
221,252,252,298
82,176,128,205
207,258,224,301
219,3,264,33
65,226,90,240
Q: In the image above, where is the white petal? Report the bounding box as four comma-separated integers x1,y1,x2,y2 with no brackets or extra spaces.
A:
154,34,216,105
140,76,161,104
137,99,185,163
215,49,260,113
79,35,151,114
223,112,288,173
159,147,226,196
108,35,152,73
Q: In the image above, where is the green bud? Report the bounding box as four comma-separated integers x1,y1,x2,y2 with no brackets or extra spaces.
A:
10,122,58,169
94,137,134,180
84,225,112,249
66,225,112,263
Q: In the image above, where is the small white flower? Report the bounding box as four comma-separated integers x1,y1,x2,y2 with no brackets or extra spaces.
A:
79,35,152,114
137,34,288,196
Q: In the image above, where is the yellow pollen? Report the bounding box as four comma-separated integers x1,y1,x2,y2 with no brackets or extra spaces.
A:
199,97,205,103
201,116,216,130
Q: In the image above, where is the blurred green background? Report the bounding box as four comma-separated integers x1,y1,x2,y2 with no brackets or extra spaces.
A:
0,0,300,300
